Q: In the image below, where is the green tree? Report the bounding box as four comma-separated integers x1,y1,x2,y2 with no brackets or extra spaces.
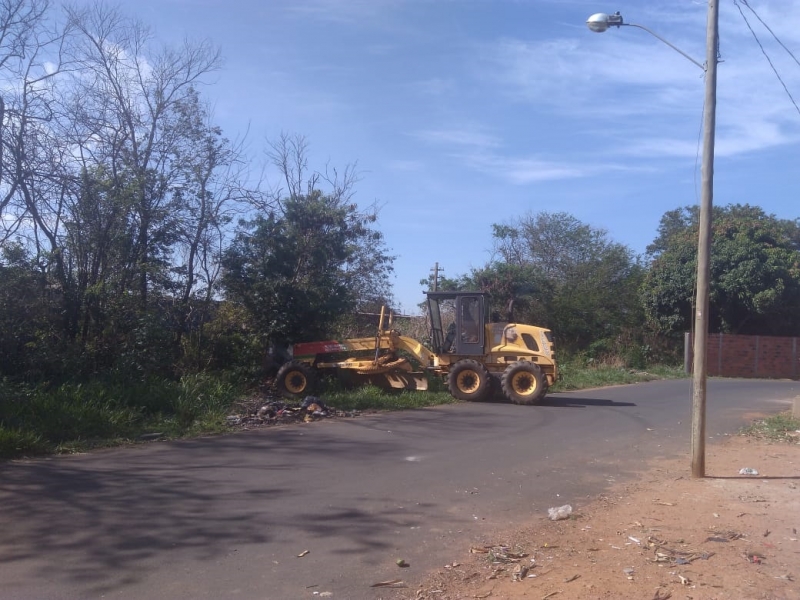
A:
443,261,552,327
63,168,137,350
166,88,254,365
491,212,644,354
0,243,47,378
642,204,800,335
222,190,393,351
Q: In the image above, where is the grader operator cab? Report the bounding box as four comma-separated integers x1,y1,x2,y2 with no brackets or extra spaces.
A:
276,291,557,405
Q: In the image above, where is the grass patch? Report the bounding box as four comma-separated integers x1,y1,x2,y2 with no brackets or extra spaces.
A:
322,383,456,412
0,427,47,457
552,361,685,392
740,412,800,442
0,374,242,459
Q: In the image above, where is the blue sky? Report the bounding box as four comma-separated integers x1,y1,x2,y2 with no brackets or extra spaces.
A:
115,0,800,313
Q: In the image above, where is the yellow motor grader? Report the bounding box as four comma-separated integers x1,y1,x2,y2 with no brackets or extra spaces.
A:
275,292,557,404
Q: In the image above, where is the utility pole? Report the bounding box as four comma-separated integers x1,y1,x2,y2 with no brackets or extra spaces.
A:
587,3,719,479
691,0,720,479
430,262,444,292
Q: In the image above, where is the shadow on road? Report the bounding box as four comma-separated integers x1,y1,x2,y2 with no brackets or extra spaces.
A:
540,396,637,408
0,429,448,597
0,452,279,595
482,394,636,409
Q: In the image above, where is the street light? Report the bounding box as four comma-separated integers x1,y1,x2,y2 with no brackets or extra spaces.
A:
586,12,705,70
587,4,720,479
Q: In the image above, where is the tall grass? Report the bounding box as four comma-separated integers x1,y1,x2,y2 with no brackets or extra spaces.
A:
0,374,241,459
552,359,685,392
323,384,455,411
171,373,239,430
0,427,46,458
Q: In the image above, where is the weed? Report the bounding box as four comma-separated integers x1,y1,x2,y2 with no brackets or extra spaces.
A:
0,373,242,459
0,427,47,457
741,412,800,442
172,373,239,429
322,384,455,411
552,361,684,392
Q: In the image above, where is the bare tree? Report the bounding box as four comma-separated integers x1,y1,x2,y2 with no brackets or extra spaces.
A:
0,0,83,339
65,2,221,308
0,0,68,235
264,131,361,211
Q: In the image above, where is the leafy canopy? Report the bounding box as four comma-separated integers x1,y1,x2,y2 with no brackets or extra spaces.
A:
222,190,393,348
446,211,644,355
642,204,800,335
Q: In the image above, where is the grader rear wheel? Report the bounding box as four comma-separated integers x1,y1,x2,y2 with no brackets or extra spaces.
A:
276,361,317,398
447,359,491,402
501,361,546,405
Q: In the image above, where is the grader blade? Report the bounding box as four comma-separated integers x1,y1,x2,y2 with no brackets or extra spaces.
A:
382,370,428,390
350,371,429,391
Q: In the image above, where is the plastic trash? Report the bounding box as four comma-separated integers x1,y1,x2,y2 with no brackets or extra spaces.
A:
739,467,759,476
548,504,573,521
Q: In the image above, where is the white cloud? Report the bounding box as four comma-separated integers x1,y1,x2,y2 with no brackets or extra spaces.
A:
463,154,586,184
386,159,424,172
472,1,800,162
282,0,401,24
413,127,501,149
623,137,703,159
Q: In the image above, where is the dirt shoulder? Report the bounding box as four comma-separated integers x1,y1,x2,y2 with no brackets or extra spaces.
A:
412,432,800,600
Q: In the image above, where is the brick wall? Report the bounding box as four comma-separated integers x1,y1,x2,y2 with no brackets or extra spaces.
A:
685,333,800,379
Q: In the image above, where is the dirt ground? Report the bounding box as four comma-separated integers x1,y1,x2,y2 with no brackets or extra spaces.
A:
409,432,800,600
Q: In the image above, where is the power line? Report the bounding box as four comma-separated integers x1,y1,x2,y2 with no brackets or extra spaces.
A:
734,0,800,117
740,0,800,69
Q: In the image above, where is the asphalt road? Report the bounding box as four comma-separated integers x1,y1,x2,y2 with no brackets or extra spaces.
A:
1,378,797,600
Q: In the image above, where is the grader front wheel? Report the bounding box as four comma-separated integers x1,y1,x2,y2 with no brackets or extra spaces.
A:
501,361,546,405
276,361,317,398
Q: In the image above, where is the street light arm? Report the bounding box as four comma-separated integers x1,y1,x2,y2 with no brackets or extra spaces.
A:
624,23,706,70
587,12,705,71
